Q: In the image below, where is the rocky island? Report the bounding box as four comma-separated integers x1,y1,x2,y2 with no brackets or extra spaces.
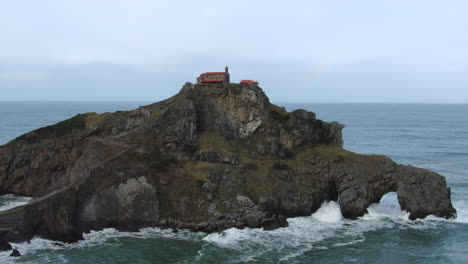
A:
0,82,456,250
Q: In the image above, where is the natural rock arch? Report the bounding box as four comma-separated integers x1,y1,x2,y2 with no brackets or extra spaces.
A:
336,159,455,220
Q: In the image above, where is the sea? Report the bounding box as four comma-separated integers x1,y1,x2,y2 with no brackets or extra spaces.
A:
0,101,467,264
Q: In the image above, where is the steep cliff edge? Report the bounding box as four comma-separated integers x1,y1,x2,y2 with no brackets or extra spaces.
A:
0,83,456,246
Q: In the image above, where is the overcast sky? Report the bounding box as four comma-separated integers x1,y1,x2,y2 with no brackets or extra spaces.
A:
1,0,467,103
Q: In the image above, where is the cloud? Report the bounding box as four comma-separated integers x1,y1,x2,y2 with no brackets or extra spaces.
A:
0,0,467,102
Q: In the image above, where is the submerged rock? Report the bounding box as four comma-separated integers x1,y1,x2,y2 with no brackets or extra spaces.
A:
0,82,456,247
10,249,20,257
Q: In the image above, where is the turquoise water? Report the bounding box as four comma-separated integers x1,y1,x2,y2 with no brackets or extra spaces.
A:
0,102,467,263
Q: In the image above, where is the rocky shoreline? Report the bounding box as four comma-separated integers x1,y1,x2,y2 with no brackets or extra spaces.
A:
0,82,456,253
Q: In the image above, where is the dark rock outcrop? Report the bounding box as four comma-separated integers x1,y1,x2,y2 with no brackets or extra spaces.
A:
10,249,20,257
0,241,11,251
0,82,456,248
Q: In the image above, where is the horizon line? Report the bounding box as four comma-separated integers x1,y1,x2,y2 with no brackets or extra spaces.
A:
0,100,467,105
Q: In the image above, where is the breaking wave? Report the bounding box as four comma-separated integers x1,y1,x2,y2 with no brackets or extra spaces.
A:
201,192,447,262
452,200,468,224
0,192,462,263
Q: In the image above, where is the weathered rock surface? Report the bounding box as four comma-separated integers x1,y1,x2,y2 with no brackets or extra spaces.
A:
80,176,159,231
0,82,456,247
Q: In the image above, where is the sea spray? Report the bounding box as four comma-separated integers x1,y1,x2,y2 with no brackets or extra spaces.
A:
364,192,410,220
311,201,343,223
202,198,424,262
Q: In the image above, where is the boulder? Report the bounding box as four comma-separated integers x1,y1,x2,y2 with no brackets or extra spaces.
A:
201,183,217,193
197,152,222,163
244,213,260,228
207,171,223,183
237,195,256,208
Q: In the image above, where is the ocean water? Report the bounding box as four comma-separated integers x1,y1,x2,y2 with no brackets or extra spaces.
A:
0,101,467,264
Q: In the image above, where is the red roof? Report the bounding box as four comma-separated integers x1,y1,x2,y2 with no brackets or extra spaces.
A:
200,72,225,75
201,79,224,83
240,80,258,84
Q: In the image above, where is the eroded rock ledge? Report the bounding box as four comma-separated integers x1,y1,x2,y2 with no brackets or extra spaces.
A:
0,82,456,248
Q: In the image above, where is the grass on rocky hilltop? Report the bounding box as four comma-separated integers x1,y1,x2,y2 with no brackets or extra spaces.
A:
269,103,290,122
11,111,117,145
13,114,88,144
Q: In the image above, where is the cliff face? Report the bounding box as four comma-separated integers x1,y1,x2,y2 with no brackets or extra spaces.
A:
0,83,456,244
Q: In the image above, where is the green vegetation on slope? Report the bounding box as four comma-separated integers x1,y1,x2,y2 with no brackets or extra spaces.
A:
14,114,89,144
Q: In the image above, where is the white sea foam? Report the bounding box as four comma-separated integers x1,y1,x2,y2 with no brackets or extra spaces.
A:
203,201,356,262
0,192,460,263
0,227,203,264
0,194,31,211
312,200,343,222
363,192,410,220
202,193,451,262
